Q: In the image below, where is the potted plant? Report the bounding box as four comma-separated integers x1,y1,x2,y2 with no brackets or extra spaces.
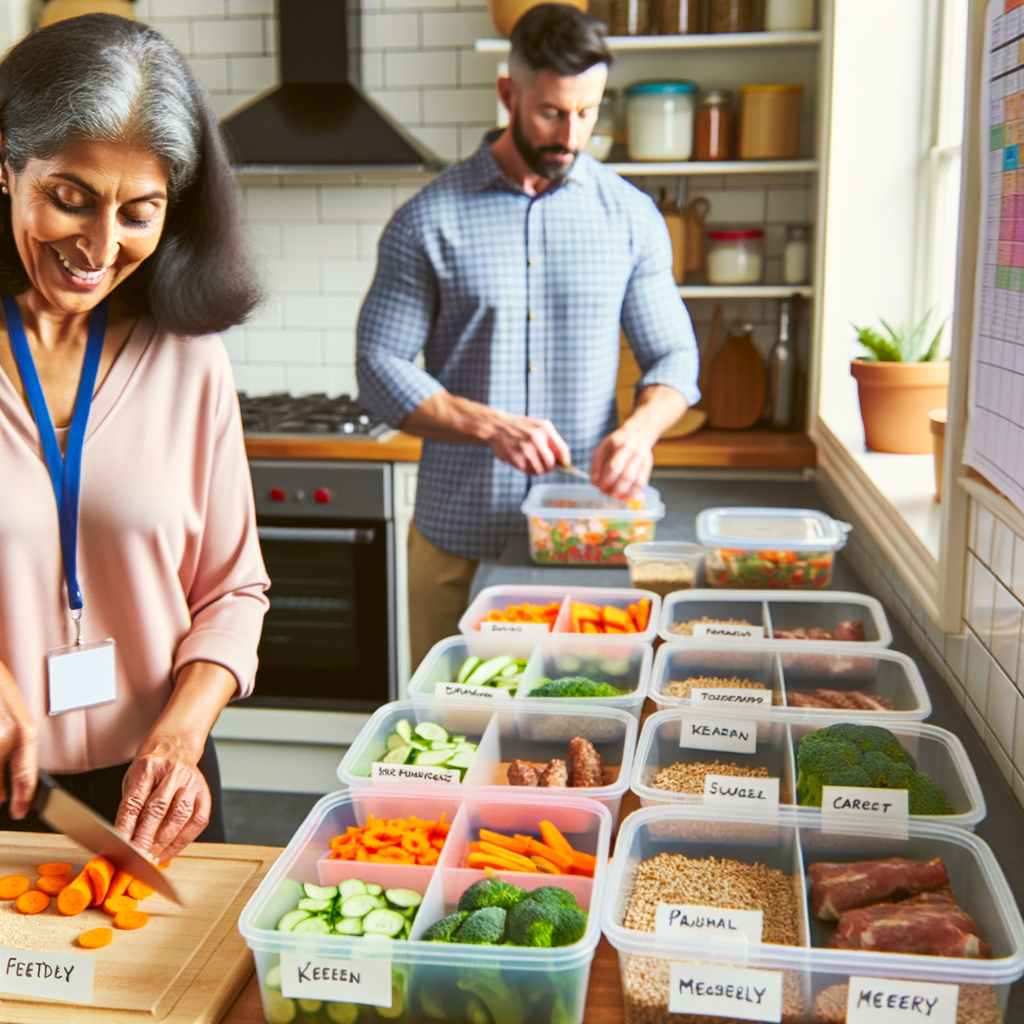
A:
850,312,949,454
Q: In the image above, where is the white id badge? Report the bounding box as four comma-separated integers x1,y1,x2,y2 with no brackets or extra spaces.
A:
47,639,117,715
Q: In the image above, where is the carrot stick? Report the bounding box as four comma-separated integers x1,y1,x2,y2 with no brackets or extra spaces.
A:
634,598,651,632
0,875,30,900
37,862,73,877
36,874,71,895
538,820,574,857
78,928,113,949
581,621,600,633
85,857,116,907
531,856,561,874
477,843,537,871
478,829,528,856
103,895,138,916
570,850,597,870
15,890,50,914
524,837,573,872
467,853,538,873
113,909,149,930
126,879,155,901
57,873,93,916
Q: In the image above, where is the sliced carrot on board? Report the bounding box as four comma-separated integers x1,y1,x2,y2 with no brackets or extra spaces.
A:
15,890,50,914
106,869,133,901
78,928,113,949
36,874,71,895
538,820,575,857
0,875,30,900
85,857,115,907
103,895,138,916
57,873,93,916
113,910,149,930
37,862,73,877
126,879,154,901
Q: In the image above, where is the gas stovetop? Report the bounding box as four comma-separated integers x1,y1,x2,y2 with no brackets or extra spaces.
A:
238,392,390,438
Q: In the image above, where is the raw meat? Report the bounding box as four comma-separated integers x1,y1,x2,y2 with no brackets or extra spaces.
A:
809,857,950,920
774,620,865,642
787,691,834,708
788,689,893,711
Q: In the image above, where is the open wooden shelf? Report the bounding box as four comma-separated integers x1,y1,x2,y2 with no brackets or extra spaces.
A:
609,159,817,175
653,428,816,468
680,284,814,298
475,30,821,52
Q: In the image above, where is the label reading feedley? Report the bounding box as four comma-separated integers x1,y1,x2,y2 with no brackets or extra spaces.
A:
680,715,757,754
669,964,782,1022
846,977,958,1024
689,687,772,708
280,953,392,1006
371,762,461,785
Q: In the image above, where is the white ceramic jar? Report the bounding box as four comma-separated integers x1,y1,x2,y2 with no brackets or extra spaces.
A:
706,229,764,284
625,81,697,162
765,0,814,30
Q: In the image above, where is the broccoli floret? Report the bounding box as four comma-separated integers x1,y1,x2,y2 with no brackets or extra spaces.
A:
422,910,468,942
820,723,916,768
530,676,622,698
908,771,955,815
457,969,526,1024
458,878,526,912
522,886,579,910
506,898,587,948
454,907,507,945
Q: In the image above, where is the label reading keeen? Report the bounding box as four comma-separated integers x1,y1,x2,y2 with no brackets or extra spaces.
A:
846,977,958,1024
372,762,461,785
704,774,779,809
0,947,95,1004
680,714,758,754
434,682,511,700
690,623,766,640
655,904,763,943
690,688,772,708
821,786,909,839
478,621,550,635
280,954,392,1006
669,964,782,1022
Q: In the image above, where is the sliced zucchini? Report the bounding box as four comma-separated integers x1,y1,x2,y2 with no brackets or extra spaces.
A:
298,1000,323,1014
303,883,338,900
365,883,383,896
340,893,383,918
446,751,474,769
450,735,467,743
456,656,480,684
395,718,413,742
324,1004,359,1024
413,721,449,743
297,897,332,913
382,745,413,764
338,879,368,901
376,982,406,1019
335,917,364,936
264,990,297,1024
429,740,455,750
384,887,423,909
385,732,408,752
293,916,331,934
500,662,520,677
362,908,406,937
453,742,476,754
265,964,283,989
465,655,515,688
414,748,456,767
276,909,311,932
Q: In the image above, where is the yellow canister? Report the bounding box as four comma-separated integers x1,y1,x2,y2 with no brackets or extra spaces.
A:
738,84,803,160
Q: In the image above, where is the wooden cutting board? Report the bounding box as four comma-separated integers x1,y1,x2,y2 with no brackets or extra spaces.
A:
0,833,281,1024
705,332,767,430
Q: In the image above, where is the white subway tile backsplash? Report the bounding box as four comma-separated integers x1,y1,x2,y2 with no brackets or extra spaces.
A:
966,556,996,643
459,49,502,87
358,222,387,259
408,126,459,161
693,189,767,224
992,518,1014,585
423,86,496,125
987,728,1014,785
228,55,276,91
421,11,497,47
765,188,811,222
221,326,245,362
282,223,358,259
362,13,420,49
988,661,1018,754
362,51,386,89
946,632,968,681
385,50,458,89
965,629,991,713
246,297,282,327
260,258,321,294
991,580,1022,678
151,19,191,53
192,17,264,55
284,365,338,393
188,55,229,91
227,0,274,13
245,223,283,258
964,697,985,737
1015,694,1024,772
976,505,995,563
247,329,321,364
151,0,219,17
323,330,357,364
321,260,378,295
321,187,395,222
370,89,424,126
1013,534,1024,602
282,295,361,330
245,187,319,222
232,362,285,394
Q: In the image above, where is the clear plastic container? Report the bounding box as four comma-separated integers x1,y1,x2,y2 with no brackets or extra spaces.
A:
698,506,853,589
238,789,611,1024
337,699,639,826
623,541,704,598
658,590,892,646
648,639,930,721
706,229,765,285
521,483,665,566
602,806,1024,1024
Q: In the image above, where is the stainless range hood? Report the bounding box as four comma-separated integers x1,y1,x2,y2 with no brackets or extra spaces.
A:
221,0,440,173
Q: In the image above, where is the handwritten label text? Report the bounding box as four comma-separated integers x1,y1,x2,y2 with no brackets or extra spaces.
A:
281,954,393,1006
680,715,757,754
669,964,782,1022
846,977,958,1024
372,762,461,785
656,904,763,943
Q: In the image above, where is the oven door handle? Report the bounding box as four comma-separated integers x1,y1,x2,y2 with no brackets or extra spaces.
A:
257,526,376,544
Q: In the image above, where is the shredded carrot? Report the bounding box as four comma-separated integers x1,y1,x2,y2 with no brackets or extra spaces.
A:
327,813,446,865
78,927,113,949
478,601,560,628
85,857,116,907
37,862,73,877
417,846,439,866
36,874,71,895
57,873,93,916
0,875,30,900
538,820,574,857
15,890,50,914
113,909,149,930
103,895,139,916
126,879,154,901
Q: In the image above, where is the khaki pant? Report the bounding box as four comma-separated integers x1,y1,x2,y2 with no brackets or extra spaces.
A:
408,521,479,672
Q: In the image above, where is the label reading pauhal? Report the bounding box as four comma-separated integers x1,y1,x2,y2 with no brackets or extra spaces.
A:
680,714,758,754
372,762,461,785
821,786,909,838
690,688,771,708
669,964,782,1022
845,977,958,1024
655,904,763,943
434,682,511,700
690,623,766,640
0,946,95,1004
704,774,779,809
280,953,392,1006
478,621,550,635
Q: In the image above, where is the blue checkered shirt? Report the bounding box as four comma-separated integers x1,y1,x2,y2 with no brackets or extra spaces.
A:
357,136,700,560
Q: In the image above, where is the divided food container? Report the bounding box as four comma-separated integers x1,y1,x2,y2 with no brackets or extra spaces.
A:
337,699,639,826
658,589,892,647
629,710,985,829
602,805,1024,1024
521,482,666,565
648,640,931,720
239,790,611,1024
409,634,652,723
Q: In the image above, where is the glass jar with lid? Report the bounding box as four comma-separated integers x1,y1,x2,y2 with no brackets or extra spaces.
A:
625,80,697,162
708,0,758,32
657,0,700,34
706,229,764,284
609,0,651,36
694,90,732,161
584,92,617,161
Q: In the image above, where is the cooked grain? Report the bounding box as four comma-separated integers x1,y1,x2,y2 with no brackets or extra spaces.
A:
663,676,767,700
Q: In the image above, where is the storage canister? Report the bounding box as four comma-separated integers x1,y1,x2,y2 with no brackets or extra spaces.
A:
705,229,764,284
658,0,699,34
694,89,732,161
625,81,697,162
708,0,758,32
765,0,815,30
609,0,651,35
739,83,803,159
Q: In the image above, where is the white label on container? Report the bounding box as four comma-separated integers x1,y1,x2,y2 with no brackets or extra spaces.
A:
434,682,512,700
821,786,909,839
478,621,550,635
691,623,766,640
280,953,392,1006
690,688,772,707
371,762,461,784
0,946,94,1004
680,715,757,754
669,964,782,1022
655,904,763,943
704,774,779,809
846,977,958,1024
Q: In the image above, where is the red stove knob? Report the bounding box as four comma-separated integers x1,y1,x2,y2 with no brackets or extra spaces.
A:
314,488,332,505
269,487,286,502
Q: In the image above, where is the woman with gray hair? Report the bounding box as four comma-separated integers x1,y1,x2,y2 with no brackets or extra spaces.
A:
0,14,269,860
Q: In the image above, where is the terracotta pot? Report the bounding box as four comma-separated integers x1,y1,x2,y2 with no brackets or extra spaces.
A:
850,359,950,454
488,0,587,37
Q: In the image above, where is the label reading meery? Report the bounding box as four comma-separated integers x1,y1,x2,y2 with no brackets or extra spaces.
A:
704,774,780,809
669,964,782,1022
0,947,95,1004
280,953,392,1006
846,977,958,1024
655,904,764,943
822,786,909,838
690,622,766,640
434,682,511,700
690,688,772,708
680,715,758,754
478,621,550,635
371,762,461,785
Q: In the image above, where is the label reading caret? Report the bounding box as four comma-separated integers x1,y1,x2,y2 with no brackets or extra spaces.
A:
655,904,764,943
821,786,909,839
478,621,550,635
690,688,772,708
0,947,95,1004
680,714,758,754
434,682,511,700
845,977,958,1024
690,623,766,640
371,762,461,785
704,774,779,809
669,964,782,1022
280,954,392,1006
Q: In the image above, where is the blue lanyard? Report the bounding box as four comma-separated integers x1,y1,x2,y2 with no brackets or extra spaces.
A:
3,293,108,621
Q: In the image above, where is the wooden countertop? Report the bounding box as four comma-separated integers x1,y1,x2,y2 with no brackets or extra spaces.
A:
246,428,816,469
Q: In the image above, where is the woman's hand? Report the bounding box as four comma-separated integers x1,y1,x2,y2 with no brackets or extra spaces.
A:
0,660,38,820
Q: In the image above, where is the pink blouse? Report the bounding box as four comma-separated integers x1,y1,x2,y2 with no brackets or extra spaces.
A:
0,321,269,773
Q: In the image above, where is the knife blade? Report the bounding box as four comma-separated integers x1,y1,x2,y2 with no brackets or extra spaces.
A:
32,770,182,906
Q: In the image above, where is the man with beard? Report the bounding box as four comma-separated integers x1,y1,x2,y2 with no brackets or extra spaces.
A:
357,3,699,666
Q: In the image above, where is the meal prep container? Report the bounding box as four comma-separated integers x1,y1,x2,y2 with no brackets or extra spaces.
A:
239,789,611,1024
648,640,929,720
623,541,704,598
338,699,639,826
602,805,1024,1024
697,506,853,588
520,483,665,566
658,589,892,647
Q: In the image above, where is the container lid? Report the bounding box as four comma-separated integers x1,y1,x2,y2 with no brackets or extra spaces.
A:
698,89,733,105
624,80,697,96
521,482,665,519
696,506,852,551
740,83,804,93
707,229,764,240
623,541,704,563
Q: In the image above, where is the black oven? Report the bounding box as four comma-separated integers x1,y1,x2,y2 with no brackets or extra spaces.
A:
246,460,395,712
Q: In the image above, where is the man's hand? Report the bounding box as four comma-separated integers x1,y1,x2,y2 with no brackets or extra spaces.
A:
487,410,571,476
